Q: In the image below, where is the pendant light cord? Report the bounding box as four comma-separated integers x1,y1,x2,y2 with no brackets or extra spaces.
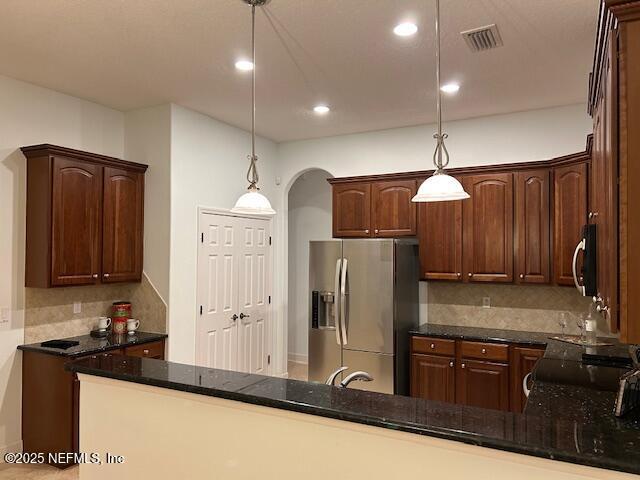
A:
433,0,450,173
247,3,260,189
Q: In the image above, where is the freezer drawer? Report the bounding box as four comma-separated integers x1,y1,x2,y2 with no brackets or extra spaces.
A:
342,350,394,394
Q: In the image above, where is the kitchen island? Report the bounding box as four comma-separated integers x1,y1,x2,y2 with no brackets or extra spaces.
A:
68,339,640,479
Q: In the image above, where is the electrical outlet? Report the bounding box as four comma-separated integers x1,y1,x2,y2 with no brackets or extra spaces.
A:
73,302,82,314
482,297,491,308
0,307,9,324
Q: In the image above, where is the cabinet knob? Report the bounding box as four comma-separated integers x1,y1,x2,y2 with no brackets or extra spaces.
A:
430,343,435,349
481,348,487,354
468,273,472,278
519,274,524,279
374,229,379,234
449,361,454,368
365,229,370,234
103,273,110,278
461,363,466,369
92,274,98,279
143,349,149,355
456,272,461,278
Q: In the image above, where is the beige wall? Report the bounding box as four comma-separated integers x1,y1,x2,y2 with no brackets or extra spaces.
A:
78,375,632,480
426,283,610,336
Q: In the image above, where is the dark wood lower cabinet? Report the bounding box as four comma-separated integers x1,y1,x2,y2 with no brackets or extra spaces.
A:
510,346,545,412
457,360,510,411
410,336,544,413
22,339,165,468
410,354,455,403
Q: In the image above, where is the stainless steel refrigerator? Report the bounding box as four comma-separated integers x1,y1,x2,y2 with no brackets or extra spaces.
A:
308,239,418,395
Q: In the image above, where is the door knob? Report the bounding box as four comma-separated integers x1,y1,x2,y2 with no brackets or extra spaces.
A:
231,314,238,322
239,313,250,319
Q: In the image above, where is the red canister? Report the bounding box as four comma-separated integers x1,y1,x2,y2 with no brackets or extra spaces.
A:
112,301,132,335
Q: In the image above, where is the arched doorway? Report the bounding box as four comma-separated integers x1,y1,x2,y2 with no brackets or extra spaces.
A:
287,168,333,380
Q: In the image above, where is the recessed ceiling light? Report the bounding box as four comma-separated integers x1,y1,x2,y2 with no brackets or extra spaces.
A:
313,105,330,114
440,83,460,94
393,22,418,37
235,60,254,71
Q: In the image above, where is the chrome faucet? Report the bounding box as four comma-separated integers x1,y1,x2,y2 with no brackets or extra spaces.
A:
340,371,373,388
325,367,374,388
325,366,349,386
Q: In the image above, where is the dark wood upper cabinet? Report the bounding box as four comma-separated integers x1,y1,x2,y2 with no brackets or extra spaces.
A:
102,168,145,283
410,353,456,403
462,173,514,283
510,346,544,413
418,197,463,281
371,179,417,237
332,182,372,237
553,162,588,286
515,169,551,284
50,157,102,286
457,359,510,411
22,144,147,287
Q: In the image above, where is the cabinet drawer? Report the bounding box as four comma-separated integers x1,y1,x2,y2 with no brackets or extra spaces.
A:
411,336,455,356
460,341,509,362
125,340,165,360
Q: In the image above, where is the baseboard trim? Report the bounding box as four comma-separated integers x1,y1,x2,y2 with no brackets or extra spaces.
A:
288,353,308,365
0,441,23,459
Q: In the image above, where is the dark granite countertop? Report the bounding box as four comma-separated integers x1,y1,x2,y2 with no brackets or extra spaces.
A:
18,331,167,357
68,350,640,475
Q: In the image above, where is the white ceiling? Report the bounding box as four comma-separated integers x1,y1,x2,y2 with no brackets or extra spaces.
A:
0,0,598,142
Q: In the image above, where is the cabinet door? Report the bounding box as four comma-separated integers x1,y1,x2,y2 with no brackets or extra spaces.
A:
371,179,417,237
410,353,455,403
418,198,463,281
553,162,588,286
510,346,544,413
332,182,371,237
51,157,102,286
515,170,550,284
457,360,509,411
463,173,514,283
102,167,144,283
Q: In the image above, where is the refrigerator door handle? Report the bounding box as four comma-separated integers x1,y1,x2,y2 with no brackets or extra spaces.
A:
572,238,586,296
340,258,348,345
334,258,342,345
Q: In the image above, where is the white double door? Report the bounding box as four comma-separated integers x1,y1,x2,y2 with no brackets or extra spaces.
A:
196,211,271,375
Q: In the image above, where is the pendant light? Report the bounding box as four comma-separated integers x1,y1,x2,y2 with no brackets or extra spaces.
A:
412,0,469,202
232,0,276,216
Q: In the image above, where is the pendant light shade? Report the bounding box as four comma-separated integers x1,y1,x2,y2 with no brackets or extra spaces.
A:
232,185,276,215
411,0,469,203
413,173,469,202
231,0,276,217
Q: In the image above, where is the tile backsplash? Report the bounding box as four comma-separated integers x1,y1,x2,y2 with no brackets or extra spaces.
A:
24,273,166,343
425,282,613,336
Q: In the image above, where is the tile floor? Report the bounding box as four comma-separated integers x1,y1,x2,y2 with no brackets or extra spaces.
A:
288,361,308,381
0,463,78,480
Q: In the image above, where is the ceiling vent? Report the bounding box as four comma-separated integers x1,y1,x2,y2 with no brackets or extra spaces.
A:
461,24,503,52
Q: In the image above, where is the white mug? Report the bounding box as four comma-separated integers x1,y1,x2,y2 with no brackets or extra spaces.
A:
98,317,112,331
127,318,140,335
